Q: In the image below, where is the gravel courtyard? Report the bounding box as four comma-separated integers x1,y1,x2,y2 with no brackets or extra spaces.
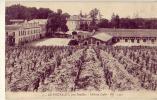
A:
27,38,72,46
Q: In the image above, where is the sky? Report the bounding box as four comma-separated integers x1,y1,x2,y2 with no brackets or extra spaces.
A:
5,0,157,19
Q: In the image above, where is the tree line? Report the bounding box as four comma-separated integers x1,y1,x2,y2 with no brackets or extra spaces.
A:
6,4,53,24
98,14,157,29
6,4,157,30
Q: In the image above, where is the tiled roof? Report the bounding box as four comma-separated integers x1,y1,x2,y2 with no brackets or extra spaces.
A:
67,15,80,21
92,32,113,42
67,15,92,21
77,31,94,38
28,19,47,25
10,19,25,22
6,25,21,30
98,28,157,37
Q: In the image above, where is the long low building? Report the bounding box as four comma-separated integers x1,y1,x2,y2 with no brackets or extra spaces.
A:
98,28,157,46
78,28,157,46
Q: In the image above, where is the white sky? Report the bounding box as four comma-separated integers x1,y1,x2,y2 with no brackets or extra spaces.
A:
5,0,157,19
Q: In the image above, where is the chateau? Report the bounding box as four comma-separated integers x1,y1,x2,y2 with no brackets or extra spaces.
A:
66,11,101,31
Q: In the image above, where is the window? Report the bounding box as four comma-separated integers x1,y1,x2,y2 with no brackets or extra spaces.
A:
137,39,140,43
117,38,120,42
6,32,8,36
19,38,21,42
96,41,100,46
19,31,21,36
31,30,32,34
13,32,15,36
84,41,88,45
131,39,134,43
143,39,146,42
125,39,128,42
151,39,155,44
22,31,23,35
78,35,81,39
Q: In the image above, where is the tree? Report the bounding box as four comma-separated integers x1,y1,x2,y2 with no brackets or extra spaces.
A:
5,4,53,24
61,25,69,32
61,13,70,32
97,18,109,28
89,8,99,20
5,15,11,25
111,13,120,28
46,12,59,37
5,4,28,20
37,8,52,19
28,7,38,19
46,9,70,37
89,8,99,31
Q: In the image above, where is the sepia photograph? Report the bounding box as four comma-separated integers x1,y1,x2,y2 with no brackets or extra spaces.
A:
4,0,157,99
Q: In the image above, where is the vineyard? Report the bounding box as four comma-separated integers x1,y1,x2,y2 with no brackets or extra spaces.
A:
5,46,157,92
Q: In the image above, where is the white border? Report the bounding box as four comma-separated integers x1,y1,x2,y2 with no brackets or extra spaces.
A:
0,0,5,100
2,0,157,100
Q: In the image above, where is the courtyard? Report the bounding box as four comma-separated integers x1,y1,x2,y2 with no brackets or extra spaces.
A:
27,38,72,46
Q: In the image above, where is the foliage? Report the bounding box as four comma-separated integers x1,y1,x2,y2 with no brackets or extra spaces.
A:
89,8,99,20
6,4,52,24
6,46,157,91
89,8,99,31
6,5,157,29
46,9,70,37
98,14,157,29
97,18,109,28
